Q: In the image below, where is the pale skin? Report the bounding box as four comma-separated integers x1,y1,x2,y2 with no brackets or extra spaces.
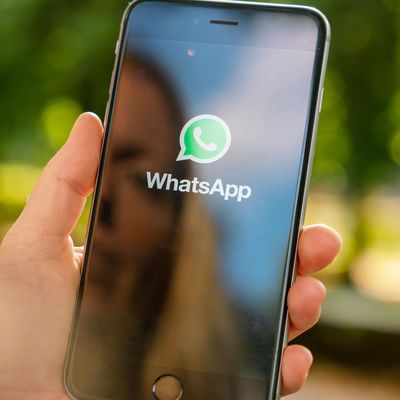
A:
0,113,342,399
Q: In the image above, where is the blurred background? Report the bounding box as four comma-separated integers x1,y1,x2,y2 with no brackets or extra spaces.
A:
0,0,399,398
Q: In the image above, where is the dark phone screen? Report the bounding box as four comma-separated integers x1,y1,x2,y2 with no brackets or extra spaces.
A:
66,2,323,399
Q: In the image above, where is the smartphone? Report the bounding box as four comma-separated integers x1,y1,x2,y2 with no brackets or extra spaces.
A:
64,1,330,399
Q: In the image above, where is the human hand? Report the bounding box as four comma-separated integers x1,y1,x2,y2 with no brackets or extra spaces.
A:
0,113,103,400
0,113,340,399
281,224,341,396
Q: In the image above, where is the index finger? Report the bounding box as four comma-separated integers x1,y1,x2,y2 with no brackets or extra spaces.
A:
297,224,342,275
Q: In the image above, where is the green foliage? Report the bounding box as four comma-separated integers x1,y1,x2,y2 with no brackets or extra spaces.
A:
0,0,126,167
273,0,400,193
0,0,128,235
0,0,399,247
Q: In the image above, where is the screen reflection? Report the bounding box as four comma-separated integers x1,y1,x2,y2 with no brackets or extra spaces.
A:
70,55,244,399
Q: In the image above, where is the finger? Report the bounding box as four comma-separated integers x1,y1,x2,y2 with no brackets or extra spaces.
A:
73,252,84,270
74,246,85,255
281,345,313,396
297,224,342,275
4,113,103,253
287,276,326,341
73,246,85,271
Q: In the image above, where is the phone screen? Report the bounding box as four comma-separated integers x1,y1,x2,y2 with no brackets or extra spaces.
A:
66,2,326,399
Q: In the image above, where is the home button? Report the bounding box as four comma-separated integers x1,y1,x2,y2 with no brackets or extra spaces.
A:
152,374,183,400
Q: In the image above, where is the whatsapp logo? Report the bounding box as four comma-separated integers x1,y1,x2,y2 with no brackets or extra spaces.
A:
177,114,231,163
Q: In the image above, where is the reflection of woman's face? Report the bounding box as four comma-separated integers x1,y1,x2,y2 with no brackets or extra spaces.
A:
73,61,187,394
92,61,181,269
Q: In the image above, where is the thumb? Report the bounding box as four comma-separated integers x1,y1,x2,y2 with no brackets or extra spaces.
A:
3,112,103,253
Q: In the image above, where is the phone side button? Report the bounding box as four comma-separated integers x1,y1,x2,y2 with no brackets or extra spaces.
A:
109,67,116,96
104,99,110,124
318,87,325,113
115,40,120,55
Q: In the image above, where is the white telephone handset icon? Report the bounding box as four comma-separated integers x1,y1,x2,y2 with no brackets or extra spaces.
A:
193,127,217,152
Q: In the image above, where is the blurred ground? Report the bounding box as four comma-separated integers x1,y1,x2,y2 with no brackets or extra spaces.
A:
288,362,400,400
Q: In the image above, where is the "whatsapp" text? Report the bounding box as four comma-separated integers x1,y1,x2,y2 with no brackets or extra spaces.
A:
146,172,252,202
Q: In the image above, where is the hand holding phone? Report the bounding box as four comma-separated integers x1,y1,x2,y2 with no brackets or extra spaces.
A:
62,1,332,399
65,0,329,400
0,115,340,400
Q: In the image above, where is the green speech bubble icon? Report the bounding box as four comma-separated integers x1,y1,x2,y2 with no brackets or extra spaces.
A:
177,114,231,163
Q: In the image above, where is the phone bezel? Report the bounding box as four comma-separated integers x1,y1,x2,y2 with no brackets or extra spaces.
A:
64,1,330,399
